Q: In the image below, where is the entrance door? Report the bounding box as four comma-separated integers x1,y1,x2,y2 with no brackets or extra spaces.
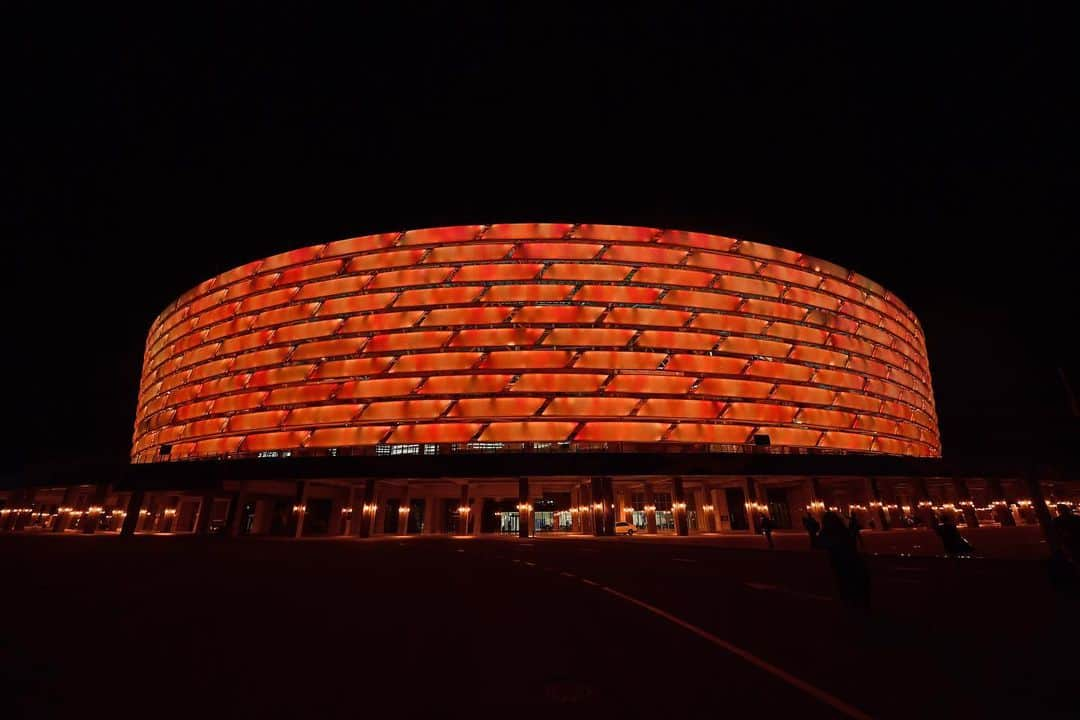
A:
765,487,792,529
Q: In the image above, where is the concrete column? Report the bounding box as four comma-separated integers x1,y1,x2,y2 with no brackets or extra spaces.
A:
195,493,216,535
472,496,485,536
119,489,145,536
457,485,469,535
423,491,438,534
672,477,688,536
986,477,1015,526
398,484,411,536
289,482,309,538
867,478,891,530
227,483,249,537
518,478,531,538
743,479,760,535
644,483,657,534
602,478,616,536
358,480,378,537
590,477,614,536
954,478,980,528
710,488,725,531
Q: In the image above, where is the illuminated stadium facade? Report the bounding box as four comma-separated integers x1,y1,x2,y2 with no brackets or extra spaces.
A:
10,224,1069,540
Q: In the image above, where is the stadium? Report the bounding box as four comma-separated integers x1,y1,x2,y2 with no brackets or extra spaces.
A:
3,225,1066,538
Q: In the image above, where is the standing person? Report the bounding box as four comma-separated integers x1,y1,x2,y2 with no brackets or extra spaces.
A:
802,510,821,549
759,513,775,549
848,511,864,549
818,511,871,610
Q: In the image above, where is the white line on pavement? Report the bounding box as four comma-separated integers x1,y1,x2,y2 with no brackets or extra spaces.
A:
597,585,874,720
581,578,599,586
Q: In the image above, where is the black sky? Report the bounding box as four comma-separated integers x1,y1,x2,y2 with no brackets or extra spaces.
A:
9,3,1078,473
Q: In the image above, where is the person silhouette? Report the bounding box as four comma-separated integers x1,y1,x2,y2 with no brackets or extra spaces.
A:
759,513,775,549
818,511,871,610
802,510,821,549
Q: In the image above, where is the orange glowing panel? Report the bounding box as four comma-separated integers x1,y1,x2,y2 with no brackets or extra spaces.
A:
819,431,874,452
478,422,577,442
194,437,245,457
543,264,631,283
661,289,741,312
360,399,449,420
602,244,687,265
736,241,802,265
323,233,399,257
759,264,821,287
763,428,823,447
846,355,889,378
337,377,421,399
574,224,658,242
484,284,575,303
276,259,344,286
812,368,865,390
544,328,635,347
633,266,715,288
713,275,782,298
305,426,393,447
724,403,798,424
544,397,638,416
272,319,343,343
311,356,392,378
638,398,724,419
284,404,364,426
574,285,663,305
214,260,263,288
668,423,754,444
765,323,829,345
237,287,297,314
484,223,573,240
296,274,372,300
788,345,848,367
741,298,808,321
197,374,251,397
514,243,603,260
367,267,452,289
195,302,243,331
637,331,720,352
605,374,696,395
695,378,774,399
341,310,424,334
385,422,482,444
854,415,899,435
449,397,545,417
683,250,758,274
189,289,229,316
871,436,913,456
223,270,279,300
420,374,513,395
185,418,229,438
400,225,484,245
575,351,666,371
426,244,513,264
451,327,545,347
834,392,882,413
605,307,691,328
828,333,875,357
423,306,512,326
795,408,855,428
718,336,792,358
211,391,268,413
347,249,426,273
480,350,572,369
265,384,340,406
688,313,768,334
511,373,608,393
769,384,835,406
317,292,397,316
658,230,737,252
253,303,319,328
453,263,544,283
242,431,313,452
292,338,369,361
218,329,274,356
515,305,605,325
231,347,293,371
745,360,813,382
821,278,863,303
390,352,481,374
177,343,221,369
784,286,841,311
365,331,451,353
865,379,902,400
247,365,316,387
575,421,669,442
395,286,486,307
665,354,748,375
227,410,289,432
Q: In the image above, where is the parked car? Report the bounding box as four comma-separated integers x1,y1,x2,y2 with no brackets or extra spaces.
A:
615,521,636,536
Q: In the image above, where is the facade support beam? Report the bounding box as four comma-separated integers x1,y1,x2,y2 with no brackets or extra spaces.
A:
518,478,531,538
867,478,890,530
672,477,688,536
120,489,145,536
358,480,378,537
643,483,657,534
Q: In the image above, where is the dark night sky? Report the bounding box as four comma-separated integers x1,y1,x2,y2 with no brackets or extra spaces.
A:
9,4,1078,473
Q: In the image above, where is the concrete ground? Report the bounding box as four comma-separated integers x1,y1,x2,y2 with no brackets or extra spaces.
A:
0,534,1074,719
